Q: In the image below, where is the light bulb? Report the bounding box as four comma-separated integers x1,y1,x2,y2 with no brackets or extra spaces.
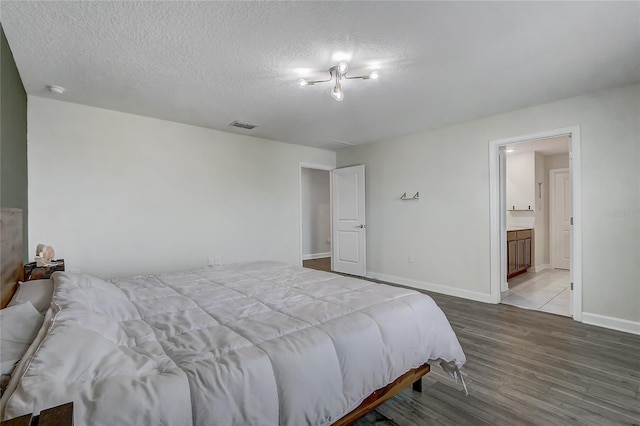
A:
338,62,348,75
331,84,344,101
298,79,308,87
369,70,379,80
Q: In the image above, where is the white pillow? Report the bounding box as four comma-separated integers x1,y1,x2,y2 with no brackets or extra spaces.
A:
7,279,53,314
0,302,44,374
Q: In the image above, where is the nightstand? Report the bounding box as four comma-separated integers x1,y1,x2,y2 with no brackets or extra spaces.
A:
0,402,73,426
23,259,65,281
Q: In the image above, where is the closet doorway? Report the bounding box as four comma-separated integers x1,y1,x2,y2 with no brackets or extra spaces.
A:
299,165,332,272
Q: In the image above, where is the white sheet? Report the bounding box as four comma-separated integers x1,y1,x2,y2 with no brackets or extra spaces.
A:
0,302,44,375
1,261,466,425
7,279,54,315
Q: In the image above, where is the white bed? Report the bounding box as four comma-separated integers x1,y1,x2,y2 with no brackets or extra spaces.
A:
1,261,466,425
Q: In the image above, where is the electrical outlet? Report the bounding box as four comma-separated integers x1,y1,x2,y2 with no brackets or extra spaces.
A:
408,255,414,264
208,257,215,266
68,268,80,273
215,257,221,266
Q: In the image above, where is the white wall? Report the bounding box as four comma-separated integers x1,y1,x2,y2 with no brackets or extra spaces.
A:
546,153,570,171
506,151,536,230
28,97,335,278
337,83,640,328
506,151,535,212
301,168,330,258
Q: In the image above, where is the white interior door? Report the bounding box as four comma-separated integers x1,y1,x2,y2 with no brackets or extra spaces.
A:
550,168,571,269
331,165,366,276
498,146,508,293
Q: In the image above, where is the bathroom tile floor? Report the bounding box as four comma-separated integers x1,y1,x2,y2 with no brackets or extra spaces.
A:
501,268,572,317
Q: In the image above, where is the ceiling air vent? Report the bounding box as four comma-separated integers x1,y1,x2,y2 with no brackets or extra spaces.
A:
229,120,259,130
322,140,354,151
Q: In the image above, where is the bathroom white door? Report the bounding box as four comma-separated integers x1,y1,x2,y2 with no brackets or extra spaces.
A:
550,168,571,269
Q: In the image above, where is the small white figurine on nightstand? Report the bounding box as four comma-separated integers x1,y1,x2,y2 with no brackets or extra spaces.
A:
35,243,55,267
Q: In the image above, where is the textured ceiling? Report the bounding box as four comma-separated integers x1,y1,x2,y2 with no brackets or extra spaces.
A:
2,1,639,149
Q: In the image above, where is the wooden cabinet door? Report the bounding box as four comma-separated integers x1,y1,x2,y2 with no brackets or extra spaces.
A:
517,239,526,271
508,240,518,275
524,238,532,268
507,230,534,278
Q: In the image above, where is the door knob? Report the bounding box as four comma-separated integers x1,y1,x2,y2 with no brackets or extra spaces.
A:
355,224,366,229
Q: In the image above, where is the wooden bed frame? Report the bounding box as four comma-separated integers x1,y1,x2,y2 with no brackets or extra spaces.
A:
0,209,430,425
333,363,429,425
1,208,23,309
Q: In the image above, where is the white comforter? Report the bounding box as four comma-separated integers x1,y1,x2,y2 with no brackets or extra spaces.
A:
2,261,465,425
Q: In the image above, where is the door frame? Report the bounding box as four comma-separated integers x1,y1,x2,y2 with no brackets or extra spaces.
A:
549,168,570,270
298,163,334,267
489,126,582,321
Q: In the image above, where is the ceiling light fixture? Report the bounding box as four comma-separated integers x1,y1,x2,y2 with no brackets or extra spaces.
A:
297,62,379,102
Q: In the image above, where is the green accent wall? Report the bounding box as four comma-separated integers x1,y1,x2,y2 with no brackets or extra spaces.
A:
1,25,28,261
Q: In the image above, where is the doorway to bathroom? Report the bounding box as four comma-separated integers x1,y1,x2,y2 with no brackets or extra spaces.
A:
489,126,582,320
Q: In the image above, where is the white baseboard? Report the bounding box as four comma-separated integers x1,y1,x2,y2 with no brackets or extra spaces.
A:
366,271,492,304
528,264,551,273
302,252,331,261
581,312,640,335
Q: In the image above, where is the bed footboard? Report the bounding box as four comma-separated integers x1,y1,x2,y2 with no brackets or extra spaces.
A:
333,363,430,426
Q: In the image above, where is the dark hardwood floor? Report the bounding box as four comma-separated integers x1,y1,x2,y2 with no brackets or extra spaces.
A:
355,289,640,425
303,257,332,272
302,261,640,425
